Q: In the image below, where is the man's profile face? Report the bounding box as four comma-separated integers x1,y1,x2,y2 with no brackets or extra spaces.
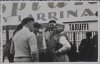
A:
28,21,34,31
56,25,64,33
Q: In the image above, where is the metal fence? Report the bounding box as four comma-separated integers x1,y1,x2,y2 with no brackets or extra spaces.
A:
66,31,97,52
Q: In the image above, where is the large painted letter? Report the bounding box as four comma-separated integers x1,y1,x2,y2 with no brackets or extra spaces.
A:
2,4,6,13
67,10,77,18
32,2,41,11
48,12,58,20
11,3,26,16
81,9,94,16
37,13,46,21
48,2,67,8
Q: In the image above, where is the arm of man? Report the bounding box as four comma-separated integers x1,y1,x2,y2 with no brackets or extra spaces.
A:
79,39,85,52
28,33,39,62
58,36,71,53
44,31,50,40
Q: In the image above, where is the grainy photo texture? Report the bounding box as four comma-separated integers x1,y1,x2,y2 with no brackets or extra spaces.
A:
1,1,98,63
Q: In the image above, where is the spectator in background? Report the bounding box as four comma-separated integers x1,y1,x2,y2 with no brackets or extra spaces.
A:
10,17,39,62
44,20,57,62
45,20,56,32
53,25,71,62
90,32,98,61
79,32,92,61
3,38,14,62
90,11,98,61
33,22,47,62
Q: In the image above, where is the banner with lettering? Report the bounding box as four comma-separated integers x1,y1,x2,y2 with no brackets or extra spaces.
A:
2,1,98,25
64,21,98,32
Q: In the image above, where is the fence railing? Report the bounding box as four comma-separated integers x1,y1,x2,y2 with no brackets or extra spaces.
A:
66,31,97,52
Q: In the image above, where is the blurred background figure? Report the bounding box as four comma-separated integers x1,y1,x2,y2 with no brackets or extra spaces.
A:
79,32,92,61
44,20,57,62
33,22,47,62
90,32,98,61
3,38,14,62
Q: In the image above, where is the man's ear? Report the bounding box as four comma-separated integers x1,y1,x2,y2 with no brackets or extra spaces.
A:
27,22,30,25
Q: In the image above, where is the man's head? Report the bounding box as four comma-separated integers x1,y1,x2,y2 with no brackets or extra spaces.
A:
22,17,34,31
86,32,92,38
49,20,56,28
33,22,41,32
55,25,64,34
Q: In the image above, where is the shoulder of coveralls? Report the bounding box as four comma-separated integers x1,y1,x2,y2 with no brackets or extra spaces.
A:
28,32,36,37
26,32,36,43
22,27,36,38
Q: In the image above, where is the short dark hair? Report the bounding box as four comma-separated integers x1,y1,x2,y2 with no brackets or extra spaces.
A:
86,32,92,37
49,20,56,23
33,22,41,28
13,17,34,36
21,17,34,25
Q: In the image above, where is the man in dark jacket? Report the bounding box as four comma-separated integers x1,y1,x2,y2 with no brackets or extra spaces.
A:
44,20,57,62
90,33,98,61
79,32,92,61
33,22,47,62
3,38,14,62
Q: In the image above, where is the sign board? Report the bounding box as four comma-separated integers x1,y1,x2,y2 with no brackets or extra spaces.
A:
2,2,98,25
64,21,98,32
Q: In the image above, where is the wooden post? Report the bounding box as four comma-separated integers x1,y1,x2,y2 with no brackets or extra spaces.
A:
73,32,76,52
6,25,9,44
3,25,9,62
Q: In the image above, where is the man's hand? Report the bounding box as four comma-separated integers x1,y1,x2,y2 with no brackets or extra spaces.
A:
54,50,61,55
31,52,39,62
44,31,50,40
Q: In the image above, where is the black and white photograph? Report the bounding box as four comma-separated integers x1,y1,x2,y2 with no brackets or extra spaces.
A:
0,2,1,62
1,1,99,63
